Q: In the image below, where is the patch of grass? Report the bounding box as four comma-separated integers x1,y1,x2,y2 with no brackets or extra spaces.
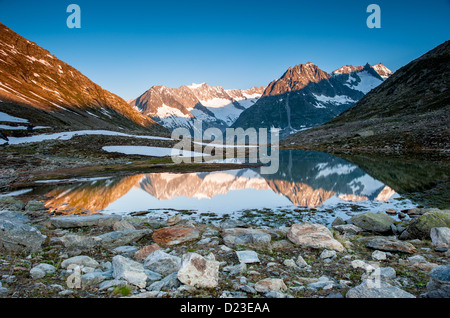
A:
112,286,132,296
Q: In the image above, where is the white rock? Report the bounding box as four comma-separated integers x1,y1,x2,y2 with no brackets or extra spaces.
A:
61,256,100,269
236,250,260,264
177,252,220,288
30,263,56,279
430,227,450,248
287,222,345,252
112,255,148,289
351,260,366,269
320,249,337,259
372,250,387,261
296,255,309,268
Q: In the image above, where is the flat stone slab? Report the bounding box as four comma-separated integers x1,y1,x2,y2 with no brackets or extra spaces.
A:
0,218,46,252
50,214,122,228
57,229,152,250
236,250,260,264
346,280,415,298
152,225,200,246
287,222,345,252
333,224,364,234
358,236,417,253
221,228,272,249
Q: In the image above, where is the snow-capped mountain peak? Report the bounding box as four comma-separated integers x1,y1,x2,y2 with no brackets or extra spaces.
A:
372,63,393,79
130,82,265,132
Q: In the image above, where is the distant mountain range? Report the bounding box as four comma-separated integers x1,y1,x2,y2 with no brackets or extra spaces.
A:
128,83,265,133
130,62,391,137
233,62,390,138
282,40,450,152
0,22,169,136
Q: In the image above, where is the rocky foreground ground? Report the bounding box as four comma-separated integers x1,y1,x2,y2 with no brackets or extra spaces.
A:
0,196,449,299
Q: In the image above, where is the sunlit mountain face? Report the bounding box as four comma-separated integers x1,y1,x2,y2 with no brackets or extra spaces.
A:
31,150,410,222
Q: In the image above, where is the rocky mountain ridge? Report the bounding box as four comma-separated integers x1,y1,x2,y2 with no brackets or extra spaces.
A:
129,83,265,133
282,40,450,153
232,62,389,138
0,22,169,136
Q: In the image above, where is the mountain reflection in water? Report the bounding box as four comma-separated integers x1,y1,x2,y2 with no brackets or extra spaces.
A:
34,150,412,217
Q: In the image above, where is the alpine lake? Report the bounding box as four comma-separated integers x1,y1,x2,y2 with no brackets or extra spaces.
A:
4,149,448,227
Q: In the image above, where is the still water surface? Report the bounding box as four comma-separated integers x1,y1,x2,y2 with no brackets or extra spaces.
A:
13,150,426,227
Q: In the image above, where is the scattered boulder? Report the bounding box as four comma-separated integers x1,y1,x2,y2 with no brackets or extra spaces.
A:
219,219,250,229
350,212,395,234
81,272,107,288
56,229,151,250
98,279,129,291
148,272,181,291
177,252,220,288
152,225,200,246
331,217,345,227
296,255,309,268
430,227,450,249
407,255,437,271
55,233,100,249
144,250,181,276
112,255,148,289
254,278,287,293
50,214,122,229
332,224,364,235
372,250,387,261
307,276,336,290
112,246,139,258
287,222,344,252
61,256,100,269
319,249,337,260
112,220,136,231
346,280,415,298
426,265,450,298
400,209,450,240
134,243,161,261
0,218,46,252
385,208,397,215
30,263,56,279
358,236,417,253
97,229,152,249
236,250,260,264
221,228,272,249
167,214,183,226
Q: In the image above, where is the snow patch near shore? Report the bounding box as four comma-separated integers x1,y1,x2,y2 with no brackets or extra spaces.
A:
102,145,207,158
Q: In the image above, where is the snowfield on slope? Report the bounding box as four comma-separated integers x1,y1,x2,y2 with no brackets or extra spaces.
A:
7,130,173,145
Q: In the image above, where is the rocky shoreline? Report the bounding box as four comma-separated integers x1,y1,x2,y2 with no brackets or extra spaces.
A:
0,196,449,299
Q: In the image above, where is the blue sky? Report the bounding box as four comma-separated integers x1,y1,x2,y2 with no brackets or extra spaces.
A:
0,0,449,100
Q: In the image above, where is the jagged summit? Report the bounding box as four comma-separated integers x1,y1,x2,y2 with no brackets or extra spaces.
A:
372,63,394,79
333,63,392,80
